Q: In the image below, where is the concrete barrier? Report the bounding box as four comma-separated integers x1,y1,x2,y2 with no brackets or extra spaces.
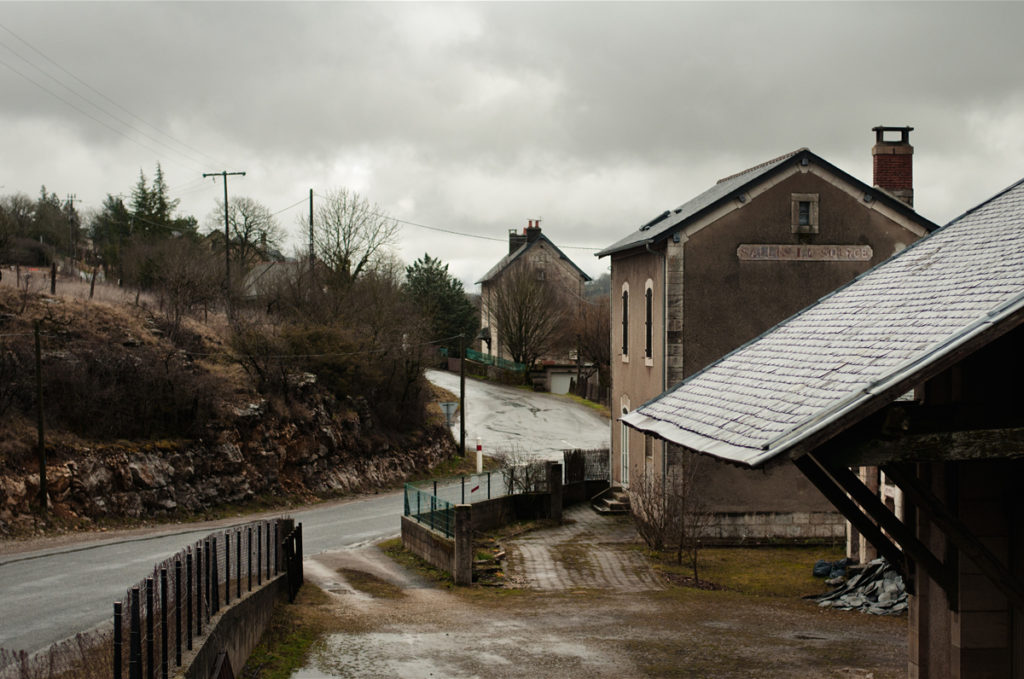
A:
173,573,286,679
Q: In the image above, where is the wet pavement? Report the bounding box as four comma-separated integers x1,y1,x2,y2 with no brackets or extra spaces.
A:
425,369,609,460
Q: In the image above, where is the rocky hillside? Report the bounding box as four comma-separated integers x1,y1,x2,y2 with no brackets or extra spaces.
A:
0,282,455,536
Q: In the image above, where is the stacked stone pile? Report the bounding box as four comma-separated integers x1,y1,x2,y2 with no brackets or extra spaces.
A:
814,558,908,615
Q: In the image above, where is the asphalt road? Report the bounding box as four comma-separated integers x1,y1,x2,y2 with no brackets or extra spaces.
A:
0,371,609,656
425,369,610,460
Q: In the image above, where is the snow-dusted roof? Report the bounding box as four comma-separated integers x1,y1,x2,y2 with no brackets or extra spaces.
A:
623,177,1024,467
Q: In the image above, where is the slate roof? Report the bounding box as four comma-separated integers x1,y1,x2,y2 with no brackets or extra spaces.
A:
476,234,592,285
622,177,1024,467
596,148,936,258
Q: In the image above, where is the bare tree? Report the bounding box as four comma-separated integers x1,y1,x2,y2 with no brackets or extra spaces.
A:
630,449,712,584
152,239,222,337
669,450,712,583
629,466,672,551
573,294,610,398
206,196,283,271
312,187,399,285
487,263,568,370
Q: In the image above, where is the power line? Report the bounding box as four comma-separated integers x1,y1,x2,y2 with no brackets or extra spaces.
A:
310,191,601,252
0,53,198,175
0,22,222,170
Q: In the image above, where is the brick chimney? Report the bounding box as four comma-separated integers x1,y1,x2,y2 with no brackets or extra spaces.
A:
872,126,914,207
525,218,542,243
509,227,527,254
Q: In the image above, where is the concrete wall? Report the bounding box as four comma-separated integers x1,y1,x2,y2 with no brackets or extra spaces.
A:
401,515,455,574
704,511,845,544
174,574,286,679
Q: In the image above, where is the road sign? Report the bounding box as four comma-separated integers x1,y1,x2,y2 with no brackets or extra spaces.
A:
438,401,458,426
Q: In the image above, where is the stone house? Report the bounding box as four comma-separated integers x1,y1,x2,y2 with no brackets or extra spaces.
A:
596,127,938,540
622,175,1024,678
477,221,591,393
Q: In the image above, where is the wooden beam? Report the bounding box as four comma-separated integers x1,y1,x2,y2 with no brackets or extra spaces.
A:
882,463,1024,612
793,455,909,583
819,427,1024,468
820,458,957,606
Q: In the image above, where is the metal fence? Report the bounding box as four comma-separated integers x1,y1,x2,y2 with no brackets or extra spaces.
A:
111,518,289,679
464,348,526,372
404,484,456,538
0,517,295,679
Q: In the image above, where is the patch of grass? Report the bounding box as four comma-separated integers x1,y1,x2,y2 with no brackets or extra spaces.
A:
239,583,337,679
551,541,595,578
337,568,405,599
648,545,845,598
377,538,454,587
562,393,611,419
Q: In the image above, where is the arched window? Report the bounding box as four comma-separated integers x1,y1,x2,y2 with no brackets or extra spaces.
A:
621,283,629,360
644,283,653,360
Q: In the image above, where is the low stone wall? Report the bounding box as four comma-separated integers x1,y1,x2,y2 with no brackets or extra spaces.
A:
401,515,454,574
174,573,286,679
704,511,845,544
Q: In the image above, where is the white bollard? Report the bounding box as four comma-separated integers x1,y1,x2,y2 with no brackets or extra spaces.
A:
476,437,483,474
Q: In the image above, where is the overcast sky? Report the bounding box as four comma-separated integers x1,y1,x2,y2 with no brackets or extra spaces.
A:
3,2,1024,288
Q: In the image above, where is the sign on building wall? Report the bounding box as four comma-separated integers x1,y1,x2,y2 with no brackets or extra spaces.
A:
737,244,873,262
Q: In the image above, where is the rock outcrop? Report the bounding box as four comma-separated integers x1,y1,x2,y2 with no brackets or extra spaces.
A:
0,391,454,535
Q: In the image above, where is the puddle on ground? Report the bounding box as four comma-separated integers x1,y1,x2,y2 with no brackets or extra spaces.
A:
290,630,622,678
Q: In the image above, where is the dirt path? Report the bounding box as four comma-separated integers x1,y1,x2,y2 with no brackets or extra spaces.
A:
295,512,907,679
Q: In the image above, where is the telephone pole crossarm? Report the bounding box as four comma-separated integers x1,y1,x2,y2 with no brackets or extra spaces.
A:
203,171,246,311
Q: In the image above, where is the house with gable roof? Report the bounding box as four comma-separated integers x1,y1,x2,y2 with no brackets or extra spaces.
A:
597,127,938,540
477,220,591,393
621,175,1024,679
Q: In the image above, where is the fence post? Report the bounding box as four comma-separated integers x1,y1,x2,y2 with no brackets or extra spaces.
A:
211,537,219,614
274,522,279,575
145,577,154,679
114,601,123,679
160,568,168,679
236,529,242,599
549,462,563,522
453,505,473,586
129,587,141,679
488,471,491,500
461,475,465,504
297,523,304,585
195,544,202,636
185,552,193,650
257,525,262,586
175,559,182,665
266,522,271,578
224,532,230,606
247,527,253,592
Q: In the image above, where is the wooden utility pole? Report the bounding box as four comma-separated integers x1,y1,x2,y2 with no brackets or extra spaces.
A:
202,171,246,311
34,320,46,512
459,335,466,457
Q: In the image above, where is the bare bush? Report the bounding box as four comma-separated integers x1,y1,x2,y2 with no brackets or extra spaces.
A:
629,467,673,551
630,451,713,583
499,447,549,494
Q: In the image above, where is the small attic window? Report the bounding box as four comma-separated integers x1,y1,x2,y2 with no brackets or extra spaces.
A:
791,193,819,234
798,201,810,226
